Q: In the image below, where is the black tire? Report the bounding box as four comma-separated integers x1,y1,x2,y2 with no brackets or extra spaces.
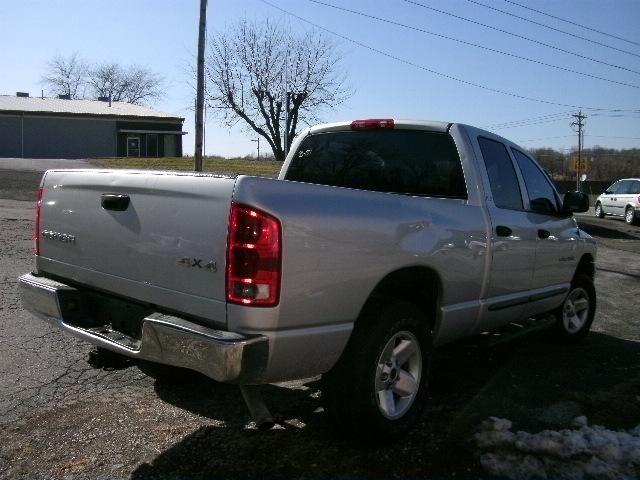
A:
595,202,605,218
552,273,596,342
625,207,638,225
321,301,432,440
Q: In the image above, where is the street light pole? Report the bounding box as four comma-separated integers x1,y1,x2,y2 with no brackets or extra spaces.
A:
252,138,260,160
194,0,207,172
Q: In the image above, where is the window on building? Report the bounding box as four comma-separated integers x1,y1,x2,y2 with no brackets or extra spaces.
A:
164,135,177,157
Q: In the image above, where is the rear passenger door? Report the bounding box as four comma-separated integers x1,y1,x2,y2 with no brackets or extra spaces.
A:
607,180,629,215
599,181,617,213
618,180,637,214
476,137,538,331
510,148,578,317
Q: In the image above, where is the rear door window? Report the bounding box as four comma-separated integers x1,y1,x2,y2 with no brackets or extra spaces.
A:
620,180,635,194
285,130,467,198
478,137,523,210
511,148,560,215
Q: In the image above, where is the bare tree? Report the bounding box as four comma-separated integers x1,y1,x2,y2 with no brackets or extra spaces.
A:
120,66,164,104
41,52,88,99
42,54,163,105
87,63,163,104
87,63,127,101
206,20,350,161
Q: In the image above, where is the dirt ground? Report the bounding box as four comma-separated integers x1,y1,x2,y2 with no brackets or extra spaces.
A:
0,166,638,479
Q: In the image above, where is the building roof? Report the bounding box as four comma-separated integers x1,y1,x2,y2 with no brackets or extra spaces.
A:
0,95,183,121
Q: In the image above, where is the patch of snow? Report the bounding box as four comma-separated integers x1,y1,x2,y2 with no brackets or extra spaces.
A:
475,416,640,480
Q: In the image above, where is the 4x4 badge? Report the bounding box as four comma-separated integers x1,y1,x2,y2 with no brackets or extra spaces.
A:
178,257,217,272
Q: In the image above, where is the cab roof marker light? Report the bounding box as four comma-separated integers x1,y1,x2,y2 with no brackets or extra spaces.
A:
350,119,395,130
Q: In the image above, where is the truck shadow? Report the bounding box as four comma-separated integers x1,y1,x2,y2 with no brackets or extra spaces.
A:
577,219,640,240
130,331,640,479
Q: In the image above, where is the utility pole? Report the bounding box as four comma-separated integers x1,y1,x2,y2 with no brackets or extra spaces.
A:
571,110,587,192
283,92,291,157
194,0,207,172
252,138,260,160
283,59,290,158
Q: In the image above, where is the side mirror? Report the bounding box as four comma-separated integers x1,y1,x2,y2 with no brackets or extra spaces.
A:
562,191,589,215
603,190,611,195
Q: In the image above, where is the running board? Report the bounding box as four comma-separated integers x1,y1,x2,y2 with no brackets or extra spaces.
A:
464,315,557,349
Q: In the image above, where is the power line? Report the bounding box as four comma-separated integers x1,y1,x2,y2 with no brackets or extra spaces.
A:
260,0,640,114
588,135,640,140
402,0,640,71
306,0,640,89
483,112,572,129
590,112,640,120
483,111,573,127
517,135,575,142
502,0,640,48
464,0,640,58
485,116,571,130
517,134,640,142
485,110,640,130
534,153,640,160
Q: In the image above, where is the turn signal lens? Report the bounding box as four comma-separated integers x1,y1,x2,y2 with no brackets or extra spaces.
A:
227,203,281,306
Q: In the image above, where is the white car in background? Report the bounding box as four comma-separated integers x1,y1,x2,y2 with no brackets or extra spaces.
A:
595,178,640,225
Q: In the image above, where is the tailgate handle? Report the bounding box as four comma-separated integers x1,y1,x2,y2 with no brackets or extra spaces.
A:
101,193,130,211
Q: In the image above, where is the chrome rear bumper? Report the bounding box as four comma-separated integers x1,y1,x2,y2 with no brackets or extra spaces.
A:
18,273,268,384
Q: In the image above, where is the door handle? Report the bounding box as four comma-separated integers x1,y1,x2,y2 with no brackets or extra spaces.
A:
101,193,130,211
496,225,512,237
538,229,551,239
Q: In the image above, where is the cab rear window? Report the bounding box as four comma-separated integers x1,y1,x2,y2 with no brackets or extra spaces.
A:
285,130,467,198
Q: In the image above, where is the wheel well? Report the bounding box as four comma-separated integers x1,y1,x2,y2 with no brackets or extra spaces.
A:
359,267,441,331
575,254,595,281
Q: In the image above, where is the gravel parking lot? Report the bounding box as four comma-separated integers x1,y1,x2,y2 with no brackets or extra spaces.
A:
1,165,639,479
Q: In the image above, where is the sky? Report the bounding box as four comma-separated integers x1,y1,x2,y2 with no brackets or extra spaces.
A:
0,0,639,158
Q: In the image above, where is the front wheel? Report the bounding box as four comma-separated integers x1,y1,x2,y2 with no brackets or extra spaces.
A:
553,273,596,342
595,202,605,218
322,301,432,440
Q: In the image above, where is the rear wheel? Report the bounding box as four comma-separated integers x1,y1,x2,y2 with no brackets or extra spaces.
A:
595,202,605,218
553,273,596,342
625,207,637,225
322,301,432,440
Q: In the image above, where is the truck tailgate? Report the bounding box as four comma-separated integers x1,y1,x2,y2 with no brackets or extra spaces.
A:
36,169,237,326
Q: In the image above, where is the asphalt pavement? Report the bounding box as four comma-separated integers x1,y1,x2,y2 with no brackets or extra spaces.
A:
0,164,638,479
0,157,91,172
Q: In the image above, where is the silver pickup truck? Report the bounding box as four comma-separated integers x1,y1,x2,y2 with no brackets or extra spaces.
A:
20,119,595,438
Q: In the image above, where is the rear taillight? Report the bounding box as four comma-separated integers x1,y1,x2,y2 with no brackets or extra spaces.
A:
350,118,394,130
227,203,281,306
34,187,44,256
